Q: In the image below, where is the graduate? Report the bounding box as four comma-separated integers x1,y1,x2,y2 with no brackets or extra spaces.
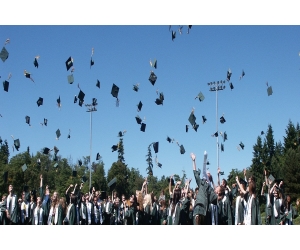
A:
4,184,19,225
39,175,50,225
143,193,152,225
282,195,296,225
28,194,37,225
216,185,233,225
57,197,67,225
236,176,261,225
234,179,247,225
125,195,136,225
191,153,218,225
268,181,284,225
47,191,60,225
20,189,30,225
66,194,77,225
0,194,7,224
151,193,159,225
32,196,44,225
85,192,94,225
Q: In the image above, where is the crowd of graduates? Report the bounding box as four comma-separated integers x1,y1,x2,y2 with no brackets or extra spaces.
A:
1,152,300,225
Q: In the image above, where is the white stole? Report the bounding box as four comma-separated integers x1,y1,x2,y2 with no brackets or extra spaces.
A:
274,197,282,217
81,204,86,219
245,194,254,225
6,194,16,214
235,196,241,225
34,207,43,225
48,206,58,225
172,203,179,224
87,202,92,224
66,204,73,222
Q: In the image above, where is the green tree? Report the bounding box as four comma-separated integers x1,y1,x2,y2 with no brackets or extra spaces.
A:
107,161,129,197
117,131,126,164
146,144,153,176
283,120,298,153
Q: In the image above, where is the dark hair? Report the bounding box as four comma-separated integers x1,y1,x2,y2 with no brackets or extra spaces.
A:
173,188,181,205
70,194,77,205
248,180,256,195
219,186,225,196
222,179,227,187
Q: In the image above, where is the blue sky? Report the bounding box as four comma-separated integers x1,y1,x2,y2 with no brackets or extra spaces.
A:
1,25,299,188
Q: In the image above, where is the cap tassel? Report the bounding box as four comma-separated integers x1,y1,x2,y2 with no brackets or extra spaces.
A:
4,38,10,46
116,98,119,107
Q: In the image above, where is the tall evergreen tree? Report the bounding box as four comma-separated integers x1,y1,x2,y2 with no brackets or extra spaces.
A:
283,120,298,152
117,131,126,164
146,144,153,176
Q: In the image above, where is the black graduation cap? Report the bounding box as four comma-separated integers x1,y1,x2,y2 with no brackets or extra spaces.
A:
25,116,30,126
133,84,139,92
14,139,20,151
220,116,226,124
65,56,73,71
140,123,146,132
202,116,207,124
135,115,142,124
239,178,247,186
78,90,85,102
172,31,176,41
196,92,205,102
3,171,8,184
153,142,159,154
213,132,218,137
267,86,273,96
57,96,61,106
155,92,164,105
108,177,117,189
239,142,245,150
33,57,38,68
226,69,232,81
96,79,100,88
240,70,245,80
56,129,61,140
219,171,224,175
81,176,87,183
3,80,9,92
150,59,157,69
261,131,264,135
221,143,224,152
53,146,59,154
96,153,100,161
180,145,185,154
223,131,227,142
90,58,94,67
148,71,157,86
186,125,188,132
67,74,74,84
78,160,82,166
44,118,47,126
0,47,9,62
275,178,284,185
188,112,196,126
193,124,199,132
43,147,51,154
137,101,143,112
111,145,118,152
24,71,34,81
37,97,43,107
74,95,78,103
79,100,84,107
167,136,172,143
229,82,234,90
111,84,119,98
72,170,77,177
67,130,71,139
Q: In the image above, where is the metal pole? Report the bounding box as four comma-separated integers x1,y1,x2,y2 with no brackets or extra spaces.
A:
89,111,92,190
216,83,219,172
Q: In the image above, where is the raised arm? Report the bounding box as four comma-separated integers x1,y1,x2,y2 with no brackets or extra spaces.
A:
217,168,221,186
191,153,201,187
261,182,266,196
169,176,173,196
66,184,73,195
191,153,196,170
236,176,246,194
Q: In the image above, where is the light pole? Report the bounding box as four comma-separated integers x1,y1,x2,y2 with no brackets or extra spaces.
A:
85,98,98,190
208,80,226,173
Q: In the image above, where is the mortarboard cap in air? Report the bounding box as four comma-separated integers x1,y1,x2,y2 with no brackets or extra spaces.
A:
72,170,77,177
56,129,61,140
180,145,185,154
44,118,47,126
74,95,78,103
267,174,275,184
90,58,94,67
78,160,82,166
239,178,247,186
135,115,142,124
267,86,273,96
261,131,264,135
196,92,205,102
193,124,199,132
229,82,234,90
0,47,9,62
155,98,163,105
96,153,100,161
140,123,146,132
96,79,100,88
0,137,2,144
57,96,61,105
67,74,74,84
21,164,27,172
111,145,118,152
186,125,188,132
54,163,58,168
150,59,157,69
274,178,284,185
223,131,227,142
153,142,159,154
78,90,85,102
202,116,207,124
167,136,172,143
65,57,73,71
37,97,43,107
148,71,157,86
25,116,30,125
221,143,224,152
3,171,8,184
43,147,50,154
81,176,87,183
188,112,196,126
111,84,119,98
53,146,59,154
239,142,244,150
3,80,9,92
227,69,232,81
14,139,20,151
137,101,143,112
172,31,176,41
34,58,38,68
220,116,226,124
213,132,218,137
108,177,117,188
133,84,139,92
